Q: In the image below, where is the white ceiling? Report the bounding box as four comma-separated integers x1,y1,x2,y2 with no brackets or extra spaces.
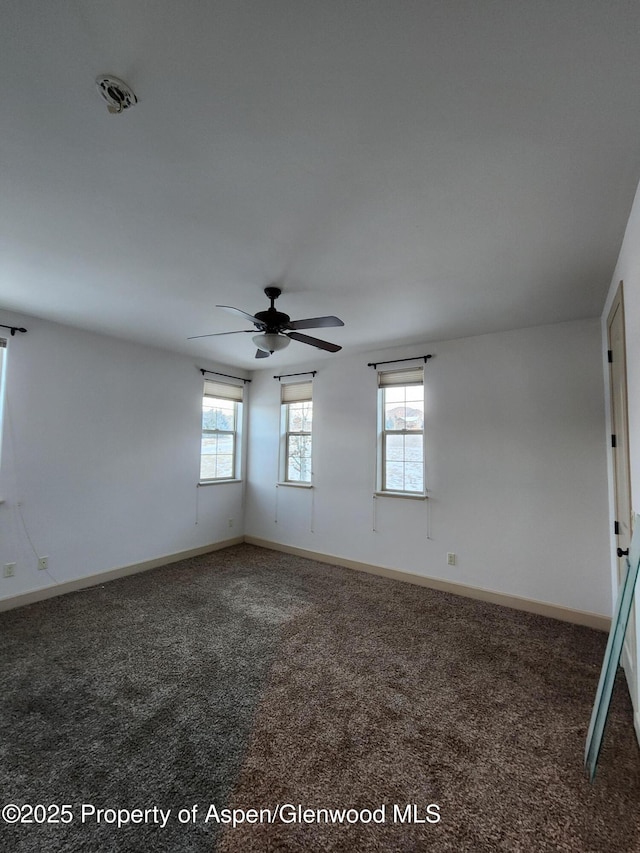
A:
2,1,640,369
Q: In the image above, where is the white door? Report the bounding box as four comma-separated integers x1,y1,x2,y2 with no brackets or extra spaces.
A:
607,282,637,711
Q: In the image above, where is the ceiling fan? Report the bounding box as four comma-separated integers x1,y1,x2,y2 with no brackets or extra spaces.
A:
188,287,344,359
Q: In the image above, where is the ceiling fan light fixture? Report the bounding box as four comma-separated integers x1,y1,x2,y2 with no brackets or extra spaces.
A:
252,332,290,353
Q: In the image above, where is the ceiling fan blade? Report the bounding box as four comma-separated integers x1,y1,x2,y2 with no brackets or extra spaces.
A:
216,305,263,325
286,315,344,330
255,348,270,359
187,330,253,340
286,331,342,352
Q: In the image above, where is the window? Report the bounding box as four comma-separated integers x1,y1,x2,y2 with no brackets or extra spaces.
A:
378,367,424,494
281,380,313,484
200,379,243,481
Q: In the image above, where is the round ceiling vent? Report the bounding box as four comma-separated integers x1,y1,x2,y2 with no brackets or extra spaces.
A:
95,75,137,114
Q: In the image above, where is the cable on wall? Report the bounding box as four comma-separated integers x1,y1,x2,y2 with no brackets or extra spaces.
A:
3,391,61,585
199,368,251,383
367,354,431,369
16,502,61,584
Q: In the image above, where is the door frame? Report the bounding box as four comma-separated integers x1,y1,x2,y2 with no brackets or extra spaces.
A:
606,280,639,743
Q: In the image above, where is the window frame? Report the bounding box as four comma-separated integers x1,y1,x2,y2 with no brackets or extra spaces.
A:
377,367,426,497
280,381,313,486
200,379,244,483
0,338,7,475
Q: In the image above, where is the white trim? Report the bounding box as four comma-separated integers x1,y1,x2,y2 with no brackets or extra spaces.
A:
1,534,612,632
201,390,243,482
602,283,621,614
377,375,425,495
375,491,427,500
622,637,638,720
244,536,611,632
602,280,640,747
0,537,243,612
277,482,313,489
280,396,313,485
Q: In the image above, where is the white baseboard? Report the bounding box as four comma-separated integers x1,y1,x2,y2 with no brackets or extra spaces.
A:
0,537,244,612
622,642,637,702
244,536,611,632
1,534,612,633
621,641,640,750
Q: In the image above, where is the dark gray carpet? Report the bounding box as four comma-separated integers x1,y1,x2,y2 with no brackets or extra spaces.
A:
0,544,638,852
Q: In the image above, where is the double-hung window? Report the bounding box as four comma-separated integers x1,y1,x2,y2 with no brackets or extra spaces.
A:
280,380,313,484
200,379,243,481
378,367,425,494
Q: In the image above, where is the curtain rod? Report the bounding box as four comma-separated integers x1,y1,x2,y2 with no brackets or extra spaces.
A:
199,368,251,384
0,324,27,336
273,370,317,380
368,354,432,369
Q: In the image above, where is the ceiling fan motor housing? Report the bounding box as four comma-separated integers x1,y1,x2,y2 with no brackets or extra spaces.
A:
255,287,290,331
254,308,290,330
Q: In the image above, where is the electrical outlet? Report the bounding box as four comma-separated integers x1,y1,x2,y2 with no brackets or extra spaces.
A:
228,519,233,528
3,562,16,578
447,552,457,567
38,556,49,571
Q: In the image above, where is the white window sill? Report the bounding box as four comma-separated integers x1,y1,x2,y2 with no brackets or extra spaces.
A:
198,479,242,486
375,491,428,500
277,482,313,489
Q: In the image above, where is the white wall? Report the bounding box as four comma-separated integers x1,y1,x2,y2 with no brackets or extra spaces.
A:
0,308,610,620
601,177,640,740
0,311,246,601
246,319,610,616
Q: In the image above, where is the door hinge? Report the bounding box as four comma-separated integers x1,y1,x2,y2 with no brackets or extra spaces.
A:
608,349,613,363
612,434,617,448
615,520,620,535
